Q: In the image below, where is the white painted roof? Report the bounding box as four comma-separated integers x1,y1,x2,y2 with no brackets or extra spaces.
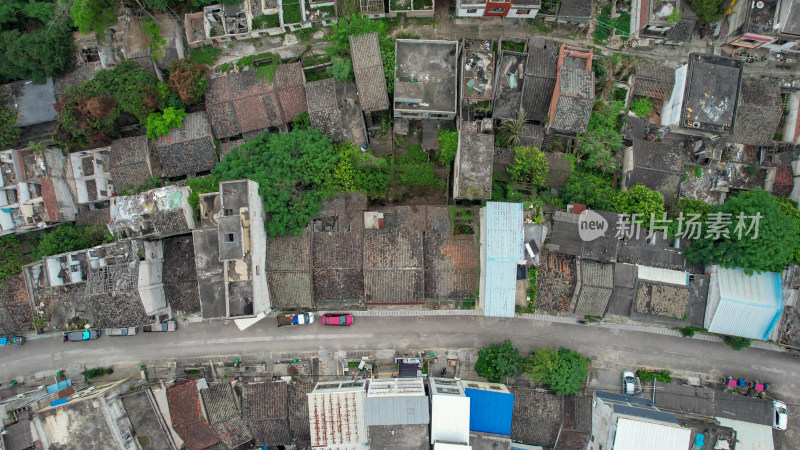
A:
431,394,470,445
637,265,689,286
716,417,774,450
613,417,691,450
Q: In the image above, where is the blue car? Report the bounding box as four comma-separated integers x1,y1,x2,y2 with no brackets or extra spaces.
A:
0,336,24,345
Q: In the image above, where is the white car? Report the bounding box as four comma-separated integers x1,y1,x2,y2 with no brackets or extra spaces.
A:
773,400,788,430
623,371,636,396
105,327,138,336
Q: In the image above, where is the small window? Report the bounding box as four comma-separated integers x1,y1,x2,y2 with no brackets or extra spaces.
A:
224,208,234,216
516,8,531,14
467,8,478,13
491,7,506,12
225,233,235,242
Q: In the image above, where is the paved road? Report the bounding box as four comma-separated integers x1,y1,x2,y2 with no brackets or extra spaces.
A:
2,316,799,403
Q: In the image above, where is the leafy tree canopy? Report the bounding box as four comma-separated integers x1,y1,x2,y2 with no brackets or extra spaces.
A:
474,340,524,382
332,142,390,199
688,0,724,24
168,59,208,105
326,57,354,82
546,347,589,396
0,105,21,147
684,189,800,273
71,0,117,35
326,14,395,93
508,146,549,188
614,184,665,221
575,100,623,174
187,174,220,219
213,128,339,236
34,224,111,260
630,98,654,118
146,107,187,139
0,1,75,83
560,172,617,211
524,347,559,384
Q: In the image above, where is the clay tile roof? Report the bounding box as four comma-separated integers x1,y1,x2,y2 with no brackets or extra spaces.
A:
155,112,217,178
278,86,308,123
167,380,221,450
349,33,389,112
732,78,783,146
306,79,344,141
110,135,153,189
274,62,305,87
206,102,240,138
242,382,287,419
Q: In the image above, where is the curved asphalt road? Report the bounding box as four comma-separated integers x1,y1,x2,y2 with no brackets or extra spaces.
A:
2,316,798,405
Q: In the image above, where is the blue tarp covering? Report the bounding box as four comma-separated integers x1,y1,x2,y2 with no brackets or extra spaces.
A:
49,398,68,407
46,379,71,394
465,388,515,435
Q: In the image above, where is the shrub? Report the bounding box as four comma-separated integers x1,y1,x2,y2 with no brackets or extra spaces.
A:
437,130,458,167
0,105,21,147
636,369,672,383
168,60,209,105
677,326,707,337
630,98,653,118
475,340,524,382
722,336,751,350
34,224,112,260
508,146,548,187
84,367,113,380
190,45,222,66
326,57,354,82
187,175,220,219
146,107,188,139
292,112,310,130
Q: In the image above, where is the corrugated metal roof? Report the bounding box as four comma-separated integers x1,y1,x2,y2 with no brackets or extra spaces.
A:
613,417,691,450
431,395,471,445
364,396,430,426
715,417,775,450
308,390,368,448
708,267,783,340
483,202,524,318
637,265,689,286
464,389,514,436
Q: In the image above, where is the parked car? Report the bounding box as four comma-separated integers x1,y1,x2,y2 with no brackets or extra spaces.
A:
63,329,101,342
622,371,635,396
0,336,24,345
773,400,788,430
277,313,315,327
142,321,177,332
322,314,353,326
105,327,138,336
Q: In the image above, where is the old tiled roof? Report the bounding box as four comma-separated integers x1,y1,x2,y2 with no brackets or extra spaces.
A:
205,65,307,139
732,78,783,146
201,383,253,449
364,269,424,304
550,68,594,134
306,78,344,142
110,135,153,190
350,33,390,112
242,382,287,419
156,112,217,178
87,291,150,328
665,7,697,42
241,382,292,446
632,61,675,100
522,37,559,122
167,380,221,450
40,177,60,223
268,272,313,309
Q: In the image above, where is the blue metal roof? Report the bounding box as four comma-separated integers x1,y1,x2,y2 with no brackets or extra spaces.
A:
708,267,783,340
465,388,514,436
483,202,524,318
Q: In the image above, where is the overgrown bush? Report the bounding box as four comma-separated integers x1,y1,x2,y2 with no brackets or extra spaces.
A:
0,105,21,147
190,45,222,65
326,57,354,82
475,340,524,382
525,347,589,395
187,175,220,219
146,107,188,139
437,130,458,167
34,224,112,260
636,369,672,383
508,146,548,187
168,59,209,105
722,335,751,350
630,98,653,118
677,326,707,337
84,367,113,380
333,142,390,198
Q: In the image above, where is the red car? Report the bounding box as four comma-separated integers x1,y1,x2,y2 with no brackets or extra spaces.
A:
322,314,353,326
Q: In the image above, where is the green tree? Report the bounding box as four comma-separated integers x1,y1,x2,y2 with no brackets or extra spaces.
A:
325,14,388,57
0,105,21,147
560,172,617,211
774,196,800,264
575,101,624,171
168,59,208,105
474,340,524,382
630,98,654,118
722,335,751,350
437,129,458,167
292,111,310,130
187,174,220,219
508,146,549,188
546,347,588,396
684,190,800,273
34,224,110,260
613,184,665,222
0,235,28,284
497,108,526,148
524,347,560,384
668,198,712,237
0,10,75,83
333,142,390,198
326,57,354,82
212,128,339,236
688,0,724,24
391,145,445,198
585,148,618,174
71,0,117,35
146,107,188,139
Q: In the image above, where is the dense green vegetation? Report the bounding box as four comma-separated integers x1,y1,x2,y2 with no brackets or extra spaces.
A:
688,0,724,23
684,190,800,273
34,223,112,260
575,100,624,175
187,175,221,219
508,146,549,188
0,105,21,147
190,45,222,66
630,98,654,118
637,369,672,383
525,347,589,395
722,335,751,350
0,0,76,83
475,340,525,382
168,60,209,105
326,14,396,93
146,107,188,139
437,130,458,167
327,57,354,82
